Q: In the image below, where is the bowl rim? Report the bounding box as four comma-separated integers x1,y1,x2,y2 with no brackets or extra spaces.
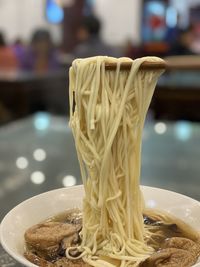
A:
1,185,200,267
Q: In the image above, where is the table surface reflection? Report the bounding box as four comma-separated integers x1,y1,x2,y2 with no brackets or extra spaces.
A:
0,113,200,266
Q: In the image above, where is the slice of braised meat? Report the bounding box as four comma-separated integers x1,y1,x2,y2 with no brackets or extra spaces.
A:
140,248,198,267
25,222,80,260
24,251,53,267
163,237,200,257
25,222,79,250
54,258,90,267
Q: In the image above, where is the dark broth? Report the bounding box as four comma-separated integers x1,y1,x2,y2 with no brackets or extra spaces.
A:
24,209,200,267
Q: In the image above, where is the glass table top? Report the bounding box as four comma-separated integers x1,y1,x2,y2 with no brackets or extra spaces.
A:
0,112,200,266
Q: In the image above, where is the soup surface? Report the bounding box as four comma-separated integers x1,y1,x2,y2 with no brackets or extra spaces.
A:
24,208,200,267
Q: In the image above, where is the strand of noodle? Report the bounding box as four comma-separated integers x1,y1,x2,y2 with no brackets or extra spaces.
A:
123,113,131,238
109,62,120,123
78,130,100,161
87,58,101,130
106,190,122,202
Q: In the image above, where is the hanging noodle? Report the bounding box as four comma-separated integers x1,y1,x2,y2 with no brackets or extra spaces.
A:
68,56,165,267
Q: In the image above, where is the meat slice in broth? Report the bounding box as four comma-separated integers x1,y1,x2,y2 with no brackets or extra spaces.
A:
140,248,198,267
141,236,200,267
25,222,79,249
163,237,200,257
25,222,80,260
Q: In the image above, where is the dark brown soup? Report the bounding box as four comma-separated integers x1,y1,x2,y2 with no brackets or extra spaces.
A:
24,209,200,267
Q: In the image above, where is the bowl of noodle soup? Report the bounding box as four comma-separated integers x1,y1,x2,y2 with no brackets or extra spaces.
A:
1,185,200,267
1,56,200,267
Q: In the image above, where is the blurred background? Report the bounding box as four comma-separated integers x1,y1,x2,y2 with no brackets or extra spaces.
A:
1,0,200,264
0,0,200,122
0,0,200,123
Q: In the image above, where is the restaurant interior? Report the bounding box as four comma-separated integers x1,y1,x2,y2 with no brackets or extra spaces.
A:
0,0,200,265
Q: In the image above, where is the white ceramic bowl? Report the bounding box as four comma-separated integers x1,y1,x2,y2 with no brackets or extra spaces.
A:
1,185,200,267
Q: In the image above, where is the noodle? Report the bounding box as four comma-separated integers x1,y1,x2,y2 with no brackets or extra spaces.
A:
69,56,164,267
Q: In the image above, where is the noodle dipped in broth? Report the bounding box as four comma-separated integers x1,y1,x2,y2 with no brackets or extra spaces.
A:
68,56,165,267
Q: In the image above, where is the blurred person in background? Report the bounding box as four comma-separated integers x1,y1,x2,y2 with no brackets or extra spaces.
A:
22,29,59,73
169,26,197,55
12,38,25,68
0,32,18,71
73,15,120,58
191,25,200,54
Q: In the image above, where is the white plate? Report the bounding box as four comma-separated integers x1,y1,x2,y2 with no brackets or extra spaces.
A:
1,185,200,267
